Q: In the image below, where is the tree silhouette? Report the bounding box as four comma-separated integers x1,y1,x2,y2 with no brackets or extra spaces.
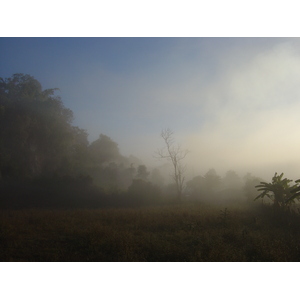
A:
0,73,84,179
155,128,188,201
136,165,149,181
255,172,300,208
204,169,221,192
89,134,122,166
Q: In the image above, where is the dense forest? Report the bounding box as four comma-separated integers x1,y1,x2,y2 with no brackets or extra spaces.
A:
0,74,163,208
2,73,300,262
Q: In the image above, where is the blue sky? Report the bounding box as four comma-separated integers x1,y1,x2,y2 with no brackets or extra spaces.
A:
2,37,300,180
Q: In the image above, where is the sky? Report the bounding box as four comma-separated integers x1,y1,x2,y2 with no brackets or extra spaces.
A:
1,37,300,180
1,2,300,295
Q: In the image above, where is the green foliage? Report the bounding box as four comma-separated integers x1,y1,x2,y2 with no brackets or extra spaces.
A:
289,179,300,203
255,172,300,208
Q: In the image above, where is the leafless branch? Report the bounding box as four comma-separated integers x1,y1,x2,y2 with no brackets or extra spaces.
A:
155,128,189,201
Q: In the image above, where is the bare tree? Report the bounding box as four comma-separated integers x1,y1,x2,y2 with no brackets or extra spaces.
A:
155,128,189,201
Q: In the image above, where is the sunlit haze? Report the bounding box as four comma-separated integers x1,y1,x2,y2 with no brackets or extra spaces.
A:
1,37,300,181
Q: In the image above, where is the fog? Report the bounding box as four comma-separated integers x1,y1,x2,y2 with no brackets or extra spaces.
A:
118,40,300,182
181,42,300,181
2,38,300,208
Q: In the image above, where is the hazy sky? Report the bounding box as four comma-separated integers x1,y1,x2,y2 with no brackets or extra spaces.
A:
1,37,300,180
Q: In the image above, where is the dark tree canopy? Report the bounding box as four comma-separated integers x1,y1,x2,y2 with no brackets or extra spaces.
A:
136,165,149,181
204,169,221,191
0,73,164,209
89,134,122,165
0,74,86,180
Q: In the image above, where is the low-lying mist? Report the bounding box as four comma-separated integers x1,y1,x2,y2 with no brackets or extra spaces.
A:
106,40,300,184
3,39,300,209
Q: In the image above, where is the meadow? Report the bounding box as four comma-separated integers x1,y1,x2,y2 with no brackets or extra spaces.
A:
1,201,300,262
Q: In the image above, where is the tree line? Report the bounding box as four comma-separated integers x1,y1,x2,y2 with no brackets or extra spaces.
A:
0,74,165,208
2,73,292,209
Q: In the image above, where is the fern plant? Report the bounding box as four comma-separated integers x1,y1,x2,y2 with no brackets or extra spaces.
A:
255,173,300,208
288,179,300,203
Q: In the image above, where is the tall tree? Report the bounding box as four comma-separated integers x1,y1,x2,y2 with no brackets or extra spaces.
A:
89,134,122,166
136,165,149,181
155,128,188,201
204,169,221,191
222,170,242,189
0,73,87,180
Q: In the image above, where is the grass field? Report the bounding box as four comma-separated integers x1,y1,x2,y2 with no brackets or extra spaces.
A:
1,201,300,262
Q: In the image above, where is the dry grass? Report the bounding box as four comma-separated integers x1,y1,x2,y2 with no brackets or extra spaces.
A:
1,201,300,261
